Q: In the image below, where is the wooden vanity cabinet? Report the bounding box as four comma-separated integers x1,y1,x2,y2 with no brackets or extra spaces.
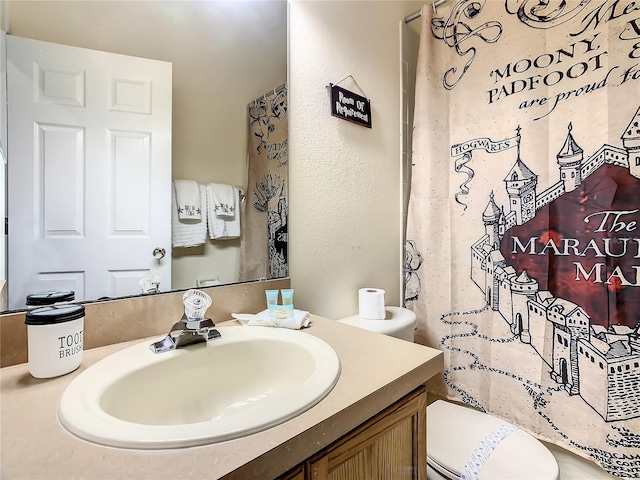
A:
278,386,427,480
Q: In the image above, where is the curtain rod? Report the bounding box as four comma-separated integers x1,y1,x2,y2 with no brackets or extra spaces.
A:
404,0,448,23
249,83,287,107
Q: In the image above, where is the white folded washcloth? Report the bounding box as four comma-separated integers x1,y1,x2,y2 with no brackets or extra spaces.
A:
173,179,202,220
206,185,241,239
208,183,235,218
231,309,311,330
171,184,207,247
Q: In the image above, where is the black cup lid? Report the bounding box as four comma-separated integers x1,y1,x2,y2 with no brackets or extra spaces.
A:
25,304,85,325
26,290,75,306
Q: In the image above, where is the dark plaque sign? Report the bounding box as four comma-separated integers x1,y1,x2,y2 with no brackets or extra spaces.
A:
330,84,372,128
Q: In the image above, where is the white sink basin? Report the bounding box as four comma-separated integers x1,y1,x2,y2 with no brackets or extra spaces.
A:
57,326,340,449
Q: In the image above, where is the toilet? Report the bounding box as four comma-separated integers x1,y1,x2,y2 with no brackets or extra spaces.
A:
426,400,559,480
337,307,560,480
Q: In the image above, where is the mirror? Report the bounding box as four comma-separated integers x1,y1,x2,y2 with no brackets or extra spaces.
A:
3,0,288,311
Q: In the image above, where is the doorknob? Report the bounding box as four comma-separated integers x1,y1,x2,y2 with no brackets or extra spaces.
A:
153,247,166,259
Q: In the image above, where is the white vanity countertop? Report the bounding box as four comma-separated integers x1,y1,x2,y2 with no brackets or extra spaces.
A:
0,315,443,479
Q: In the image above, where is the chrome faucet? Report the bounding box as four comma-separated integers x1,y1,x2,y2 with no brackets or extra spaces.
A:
149,316,221,353
149,289,220,354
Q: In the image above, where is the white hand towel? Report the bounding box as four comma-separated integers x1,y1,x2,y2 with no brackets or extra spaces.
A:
171,184,207,247
231,309,311,330
206,185,241,240
173,179,202,220
209,183,235,218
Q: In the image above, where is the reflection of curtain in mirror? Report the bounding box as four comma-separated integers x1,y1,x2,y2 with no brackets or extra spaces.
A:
241,84,288,281
406,1,640,477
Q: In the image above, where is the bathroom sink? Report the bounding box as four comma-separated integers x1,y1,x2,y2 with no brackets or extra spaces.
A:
57,326,340,449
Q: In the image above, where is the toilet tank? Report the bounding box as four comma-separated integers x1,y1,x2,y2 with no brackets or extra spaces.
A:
337,306,417,342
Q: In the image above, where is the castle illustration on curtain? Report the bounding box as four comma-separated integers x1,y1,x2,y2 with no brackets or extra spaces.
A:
471,116,640,423
405,1,640,477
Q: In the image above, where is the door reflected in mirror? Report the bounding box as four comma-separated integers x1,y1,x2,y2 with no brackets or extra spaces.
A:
4,0,288,311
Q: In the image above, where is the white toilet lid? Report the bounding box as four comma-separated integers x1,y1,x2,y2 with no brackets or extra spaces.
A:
427,400,559,480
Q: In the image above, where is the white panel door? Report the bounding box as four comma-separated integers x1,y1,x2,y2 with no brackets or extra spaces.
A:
7,35,172,309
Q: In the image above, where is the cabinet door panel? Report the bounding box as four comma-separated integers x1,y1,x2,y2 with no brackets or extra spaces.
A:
371,417,414,478
309,386,427,480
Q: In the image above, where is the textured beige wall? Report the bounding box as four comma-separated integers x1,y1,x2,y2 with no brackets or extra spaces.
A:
6,0,286,289
288,1,423,319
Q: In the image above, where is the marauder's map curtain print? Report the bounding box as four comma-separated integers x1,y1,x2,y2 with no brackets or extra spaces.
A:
406,1,640,477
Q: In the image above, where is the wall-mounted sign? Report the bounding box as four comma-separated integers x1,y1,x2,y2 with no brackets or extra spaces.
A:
330,84,372,129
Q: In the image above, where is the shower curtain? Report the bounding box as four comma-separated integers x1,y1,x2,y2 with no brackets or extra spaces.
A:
406,1,640,477
241,84,288,281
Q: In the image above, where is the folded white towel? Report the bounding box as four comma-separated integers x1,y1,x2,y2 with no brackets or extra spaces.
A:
174,179,202,220
208,183,235,218
206,185,241,239
231,309,311,330
171,185,207,247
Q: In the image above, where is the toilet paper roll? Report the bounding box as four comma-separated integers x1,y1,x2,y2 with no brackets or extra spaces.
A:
358,288,386,320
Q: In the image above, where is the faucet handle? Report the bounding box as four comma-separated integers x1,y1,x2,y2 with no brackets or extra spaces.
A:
182,289,212,320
